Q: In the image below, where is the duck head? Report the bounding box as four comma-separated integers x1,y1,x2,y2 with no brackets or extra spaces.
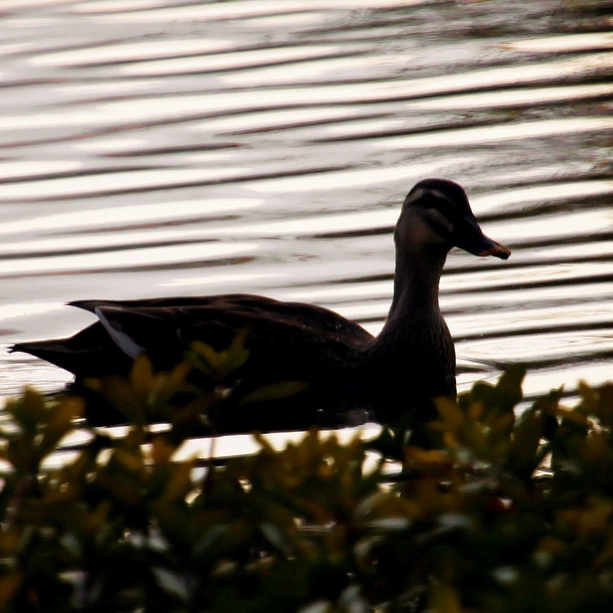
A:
386,178,510,318
395,178,511,260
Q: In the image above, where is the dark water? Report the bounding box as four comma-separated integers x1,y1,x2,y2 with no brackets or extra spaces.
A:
1,0,613,415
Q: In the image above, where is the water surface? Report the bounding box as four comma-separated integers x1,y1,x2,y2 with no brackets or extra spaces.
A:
1,0,612,419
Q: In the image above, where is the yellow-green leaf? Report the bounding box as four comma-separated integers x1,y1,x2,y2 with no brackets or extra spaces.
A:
237,381,309,405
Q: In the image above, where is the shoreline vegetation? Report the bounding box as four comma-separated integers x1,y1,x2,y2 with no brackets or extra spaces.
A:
2,350,613,611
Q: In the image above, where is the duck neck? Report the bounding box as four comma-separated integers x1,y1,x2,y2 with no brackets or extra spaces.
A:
385,248,447,326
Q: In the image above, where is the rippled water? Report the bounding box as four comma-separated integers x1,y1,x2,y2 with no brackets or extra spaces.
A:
1,0,613,414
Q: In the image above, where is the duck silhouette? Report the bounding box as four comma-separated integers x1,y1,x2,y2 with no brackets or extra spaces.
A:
12,179,510,432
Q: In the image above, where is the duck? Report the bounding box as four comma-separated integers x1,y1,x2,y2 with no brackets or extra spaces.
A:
11,178,510,433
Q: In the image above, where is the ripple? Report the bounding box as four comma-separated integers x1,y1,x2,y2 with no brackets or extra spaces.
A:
404,83,613,110
0,168,253,202
29,39,238,67
81,0,429,21
244,159,472,193
504,32,613,53
1,0,612,411
1,242,256,278
120,44,361,77
0,198,262,237
374,117,613,150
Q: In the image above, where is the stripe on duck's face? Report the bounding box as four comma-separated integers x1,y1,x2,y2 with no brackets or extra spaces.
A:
415,190,456,239
396,186,460,252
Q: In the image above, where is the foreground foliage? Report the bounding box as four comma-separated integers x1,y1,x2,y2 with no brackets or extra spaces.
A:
2,355,613,611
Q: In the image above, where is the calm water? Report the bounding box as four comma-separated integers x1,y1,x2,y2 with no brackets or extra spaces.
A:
1,0,613,419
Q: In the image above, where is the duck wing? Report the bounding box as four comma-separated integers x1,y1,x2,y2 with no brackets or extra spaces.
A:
94,296,373,380
14,295,373,383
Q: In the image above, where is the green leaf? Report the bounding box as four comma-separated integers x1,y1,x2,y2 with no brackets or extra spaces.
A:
130,354,155,398
5,387,47,434
36,396,82,460
224,328,251,373
160,460,195,504
85,375,146,425
429,583,462,613
191,340,222,371
152,566,191,602
496,363,526,409
0,570,25,611
238,381,309,405
507,406,545,482
595,382,613,427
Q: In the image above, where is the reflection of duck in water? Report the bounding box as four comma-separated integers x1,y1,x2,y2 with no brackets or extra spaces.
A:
12,179,510,432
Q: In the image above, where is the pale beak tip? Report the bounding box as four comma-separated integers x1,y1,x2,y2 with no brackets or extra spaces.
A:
478,244,511,260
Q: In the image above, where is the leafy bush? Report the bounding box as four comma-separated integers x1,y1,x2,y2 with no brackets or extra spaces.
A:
2,352,613,612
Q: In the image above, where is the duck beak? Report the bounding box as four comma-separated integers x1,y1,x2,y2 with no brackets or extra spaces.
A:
454,218,511,260
478,241,511,259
